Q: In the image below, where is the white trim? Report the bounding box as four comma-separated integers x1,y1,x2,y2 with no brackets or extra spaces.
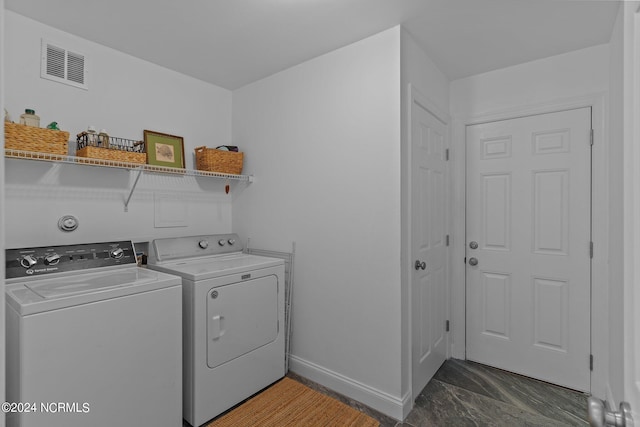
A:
450,116,467,360
623,2,640,419
288,355,410,421
450,93,608,397
606,385,617,412
0,2,6,426
411,85,450,125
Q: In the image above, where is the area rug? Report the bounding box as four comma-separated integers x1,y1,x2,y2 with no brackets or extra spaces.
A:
207,377,380,427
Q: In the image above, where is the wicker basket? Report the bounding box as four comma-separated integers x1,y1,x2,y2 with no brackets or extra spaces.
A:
76,146,147,164
76,133,146,164
195,146,243,174
5,122,69,155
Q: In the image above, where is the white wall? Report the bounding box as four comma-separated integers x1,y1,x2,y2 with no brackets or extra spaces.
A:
449,44,611,396
4,11,235,247
232,27,404,418
400,29,449,112
608,4,625,407
399,28,449,416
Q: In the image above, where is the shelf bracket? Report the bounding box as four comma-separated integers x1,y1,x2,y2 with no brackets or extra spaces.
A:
124,167,144,212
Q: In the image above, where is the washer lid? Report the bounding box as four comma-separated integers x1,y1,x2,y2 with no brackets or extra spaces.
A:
150,253,283,281
25,268,158,298
5,266,181,315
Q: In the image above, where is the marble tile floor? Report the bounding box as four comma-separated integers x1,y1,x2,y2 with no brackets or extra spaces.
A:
291,359,590,427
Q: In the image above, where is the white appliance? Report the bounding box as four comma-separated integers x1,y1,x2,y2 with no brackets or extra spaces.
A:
5,241,182,427
148,234,285,427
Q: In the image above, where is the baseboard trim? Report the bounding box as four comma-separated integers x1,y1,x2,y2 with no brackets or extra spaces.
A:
289,355,410,421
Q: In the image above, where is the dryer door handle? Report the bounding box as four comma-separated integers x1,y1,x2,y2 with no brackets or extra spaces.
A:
210,315,225,340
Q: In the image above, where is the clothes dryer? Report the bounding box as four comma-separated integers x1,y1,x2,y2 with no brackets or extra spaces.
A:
148,234,285,427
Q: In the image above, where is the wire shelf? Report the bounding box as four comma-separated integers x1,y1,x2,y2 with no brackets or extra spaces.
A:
4,149,254,182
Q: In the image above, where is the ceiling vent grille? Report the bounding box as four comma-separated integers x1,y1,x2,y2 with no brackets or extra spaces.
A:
41,39,88,90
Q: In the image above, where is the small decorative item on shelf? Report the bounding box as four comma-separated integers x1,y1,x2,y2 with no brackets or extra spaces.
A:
195,146,243,175
47,122,60,130
4,122,69,155
76,131,146,164
86,125,97,145
214,145,239,152
19,109,40,127
144,130,185,169
98,129,110,147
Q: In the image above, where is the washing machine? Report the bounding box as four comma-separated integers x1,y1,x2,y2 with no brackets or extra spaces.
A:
147,233,285,427
5,241,182,427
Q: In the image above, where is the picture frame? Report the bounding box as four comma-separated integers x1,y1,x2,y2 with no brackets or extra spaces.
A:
144,130,185,168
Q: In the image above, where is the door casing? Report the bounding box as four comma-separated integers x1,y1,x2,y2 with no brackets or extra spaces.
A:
449,94,610,398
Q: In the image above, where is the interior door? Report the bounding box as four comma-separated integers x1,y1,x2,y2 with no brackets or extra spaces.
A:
466,107,592,392
411,98,448,399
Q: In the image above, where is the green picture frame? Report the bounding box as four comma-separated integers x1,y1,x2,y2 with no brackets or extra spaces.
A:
144,130,185,168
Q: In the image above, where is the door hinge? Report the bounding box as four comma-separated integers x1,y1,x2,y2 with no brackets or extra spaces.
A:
446,235,450,246
590,241,594,259
590,129,594,146
445,148,450,161
590,354,594,371
446,320,450,332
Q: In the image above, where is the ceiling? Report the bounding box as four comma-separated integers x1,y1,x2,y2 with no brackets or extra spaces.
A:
5,0,621,90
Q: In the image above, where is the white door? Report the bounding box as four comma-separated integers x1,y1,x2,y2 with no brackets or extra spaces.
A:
466,107,591,392
411,98,448,398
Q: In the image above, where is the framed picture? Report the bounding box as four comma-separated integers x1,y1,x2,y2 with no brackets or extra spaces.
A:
144,130,185,168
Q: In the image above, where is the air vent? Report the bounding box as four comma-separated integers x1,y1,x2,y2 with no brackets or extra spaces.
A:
41,39,88,90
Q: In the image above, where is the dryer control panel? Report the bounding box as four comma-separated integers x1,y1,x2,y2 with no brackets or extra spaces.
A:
150,233,242,263
6,241,137,279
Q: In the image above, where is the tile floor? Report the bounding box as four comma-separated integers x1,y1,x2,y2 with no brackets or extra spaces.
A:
292,358,590,427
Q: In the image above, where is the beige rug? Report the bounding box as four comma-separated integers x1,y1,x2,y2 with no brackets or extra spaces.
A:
207,377,380,427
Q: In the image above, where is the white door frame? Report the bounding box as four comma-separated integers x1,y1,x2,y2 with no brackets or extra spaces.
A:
1,2,6,426
406,84,451,408
623,2,640,418
450,93,608,396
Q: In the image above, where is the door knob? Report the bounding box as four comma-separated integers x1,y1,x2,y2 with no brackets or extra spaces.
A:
469,241,478,249
588,397,633,427
468,257,479,266
415,260,426,270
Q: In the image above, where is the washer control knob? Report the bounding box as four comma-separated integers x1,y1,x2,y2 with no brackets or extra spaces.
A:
44,253,61,266
20,255,38,268
110,248,124,259
198,240,209,249
218,239,226,246
228,239,236,245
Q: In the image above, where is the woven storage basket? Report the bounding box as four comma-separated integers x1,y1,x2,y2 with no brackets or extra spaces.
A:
76,146,147,164
195,146,243,174
5,122,69,155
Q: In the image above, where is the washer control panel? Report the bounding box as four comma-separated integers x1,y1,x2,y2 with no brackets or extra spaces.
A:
6,241,137,279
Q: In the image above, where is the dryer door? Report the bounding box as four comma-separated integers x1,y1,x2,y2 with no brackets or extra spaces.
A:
207,275,279,368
